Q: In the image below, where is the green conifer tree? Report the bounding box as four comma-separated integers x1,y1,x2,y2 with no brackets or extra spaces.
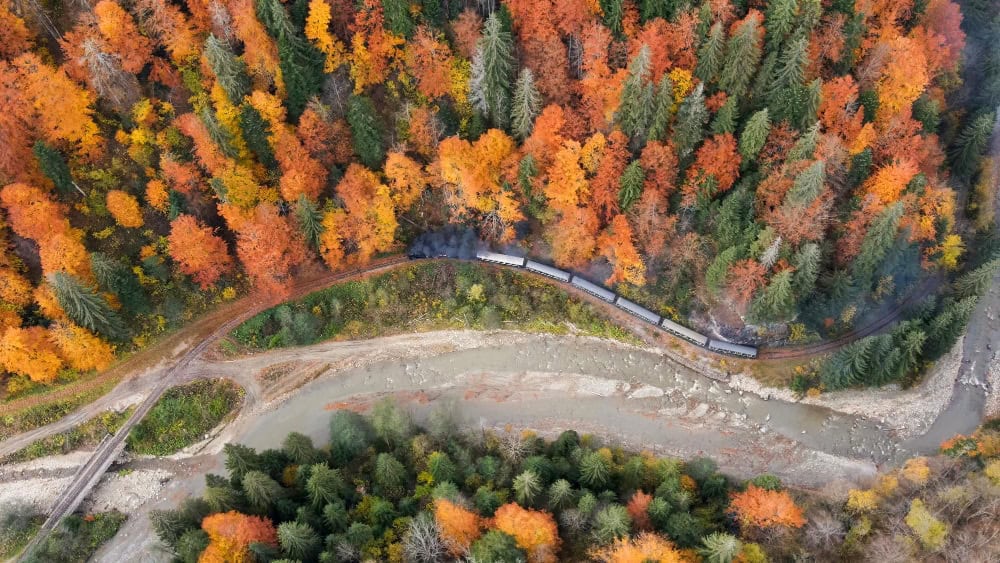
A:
739,109,771,161
647,74,675,142
617,46,655,140
33,141,77,197
750,269,795,322
764,0,798,49
382,0,414,37
618,160,645,210
672,83,708,157
242,470,284,510
710,96,739,135
470,14,514,129
510,68,541,140
852,202,904,287
239,104,278,169
294,194,324,249
277,521,320,561
949,112,995,177
600,0,624,37
205,34,251,104
347,95,386,168
791,243,820,297
695,22,725,84
720,13,763,98
706,247,739,293
91,252,149,315
784,160,826,207
953,258,999,299
787,121,820,161
48,272,128,341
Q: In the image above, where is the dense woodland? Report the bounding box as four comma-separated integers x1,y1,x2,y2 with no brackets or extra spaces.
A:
150,401,1000,562
1,0,998,393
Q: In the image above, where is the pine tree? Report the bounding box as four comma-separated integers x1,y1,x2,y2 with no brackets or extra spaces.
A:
852,202,903,287
801,78,822,129
223,443,260,481
33,141,77,197
847,148,874,187
305,464,343,508
382,0,414,38
696,22,725,84
791,243,820,298
347,94,385,168
278,521,320,560
821,338,872,389
374,453,407,497
619,160,645,210
510,68,541,140
720,13,763,98
600,0,624,37
765,0,798,49
949,112,995,177
647,74,675,142
471,530,525,562
787,121,819,161
711,97,738,135
706,247,739,293
205,34,251,104
242,470,284,510
48,272,127,341
739,109,771,161
200,106,238,158
283,431,323,464
294,194,324,249
784,160,826,207
371,397,413,448
593,504,631,544
672,83,708,157
513,470,542,505
953,258,999,299
329,411,372,465
579,450,611,488
277,31,325,121
91,252,149,315
767,36,809,105
749,51,778,108
617,46,655,141
700,532,742,563
547,479,575,510
470,14,514,129
750,269,795,322
640,0,680,21
239,104,278,169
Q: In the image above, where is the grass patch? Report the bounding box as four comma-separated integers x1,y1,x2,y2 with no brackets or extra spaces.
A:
23,510,125,563
232,261,639,350
127,379,243,456
2,408,134,465
0,503,43,559
0,379,118,442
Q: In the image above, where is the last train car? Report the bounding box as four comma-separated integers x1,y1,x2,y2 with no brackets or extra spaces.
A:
707,339,758,359
475,250,527,268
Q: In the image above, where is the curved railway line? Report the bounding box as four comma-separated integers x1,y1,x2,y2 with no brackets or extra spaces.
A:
16,253,938,558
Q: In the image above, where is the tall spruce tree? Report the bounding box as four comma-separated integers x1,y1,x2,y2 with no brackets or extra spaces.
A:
48,272,128,341
277,31,325,121
347,95,386,168
91,252,150,315
205,34,251,104
640,0,680,21
239,104,278,169
765,0,798,49
750,269,795,322
295,194,324,249
33,141,77,197
852,202,904,287
600,0,624,37
710,96,738,134
784,160,826,207
647,74,675,142
767,36,809,105
470,14,514,129
787,121,820,161
949,112,995,177
738,109,771,162
720,13,763,99
695,22,725,84
382,0,414,38
672,83,708,157
619,160,645,210
199,107,238,158
510,68,541,140
791,243,821,298
617,46,655,141
953,258,1000,299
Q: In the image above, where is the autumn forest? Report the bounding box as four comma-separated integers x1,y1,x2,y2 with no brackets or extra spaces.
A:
0,0,998,393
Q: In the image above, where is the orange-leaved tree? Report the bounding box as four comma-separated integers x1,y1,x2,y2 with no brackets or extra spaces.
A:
0,325,64,383
405,26,454,99
167,215,234,288
590,532,684,563
93,0,154,74
492,503,561,563
50,322,115,372
626,490,653,531
106,190,144,228
434,499,482,556
200,510,278,563
221,204,309,295
682,133,741,207
728,484,807,530
597,214,647,286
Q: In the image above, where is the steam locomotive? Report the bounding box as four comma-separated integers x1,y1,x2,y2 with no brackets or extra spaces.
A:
410,248,758,359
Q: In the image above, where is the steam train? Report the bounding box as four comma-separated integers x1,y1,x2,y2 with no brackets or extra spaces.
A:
422,249,759,359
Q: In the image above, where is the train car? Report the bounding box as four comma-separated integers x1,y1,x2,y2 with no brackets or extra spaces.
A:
476,250,526,268
525,260,572,282
615,297,661,325
660,318,709,347
570,275,616,303
707,339,758,359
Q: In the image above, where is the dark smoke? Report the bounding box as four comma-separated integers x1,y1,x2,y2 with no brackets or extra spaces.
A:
408,226,483,259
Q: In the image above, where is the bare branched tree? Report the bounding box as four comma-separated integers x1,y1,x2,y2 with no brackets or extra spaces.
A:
403,513,447,563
